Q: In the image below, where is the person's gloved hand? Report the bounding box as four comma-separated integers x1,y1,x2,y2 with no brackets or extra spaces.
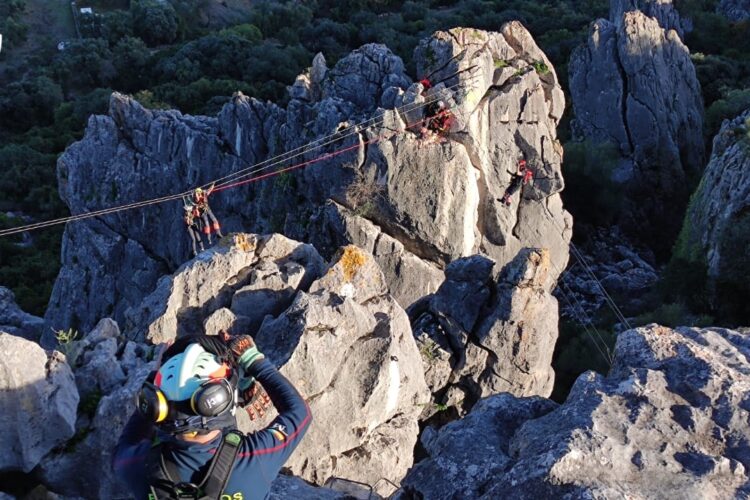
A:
238,378,272,421
226,333,265,371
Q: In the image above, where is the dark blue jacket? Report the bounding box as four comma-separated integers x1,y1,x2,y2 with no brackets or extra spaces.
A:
113,359,311,499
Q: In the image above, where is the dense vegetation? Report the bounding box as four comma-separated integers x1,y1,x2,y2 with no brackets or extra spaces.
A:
0,0,748,397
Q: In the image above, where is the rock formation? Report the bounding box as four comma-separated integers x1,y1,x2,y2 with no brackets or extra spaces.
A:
397,324,750,499
411,249,559,417
37,318,158,498
610,0,688,36
0,286,44,341
0,333,78,473
569,8,704,256
718,0,750,21
46,24,570,336
94,234,430,492
676,110,750,318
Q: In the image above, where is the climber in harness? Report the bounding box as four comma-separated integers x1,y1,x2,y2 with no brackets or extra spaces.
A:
193,184,223,244
113,332,311,500
498,156,534,206
420,100,455,144
182,199,205,257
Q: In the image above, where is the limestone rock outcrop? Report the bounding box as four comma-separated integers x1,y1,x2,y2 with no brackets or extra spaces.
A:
256,245,429,490
677,110,750,318
46,25,570,336
38,318,157,498
569,9,704,255
0,286,44,341
398,324,750,499
610,0,687,36
123,233,325,344
120,234,429,490
0,333,78,473
411,249,559,417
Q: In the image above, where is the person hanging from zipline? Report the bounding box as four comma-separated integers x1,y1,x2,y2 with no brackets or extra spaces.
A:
193,183,223,244
420,100,455,144
498,155,534,206
182,198,205,257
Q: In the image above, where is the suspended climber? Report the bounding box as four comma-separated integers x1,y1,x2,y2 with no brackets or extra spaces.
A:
193,183,223,244
113,332,309,499
182,198,205,257
498,155,534,206
420,100,455,144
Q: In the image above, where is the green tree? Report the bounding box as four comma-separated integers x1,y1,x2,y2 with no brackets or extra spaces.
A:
131,0,179,46
0,76,63,132
52,38,116,91
112,36,151,92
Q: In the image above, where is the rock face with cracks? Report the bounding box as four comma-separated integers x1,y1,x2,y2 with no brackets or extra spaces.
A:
397,325,750,499
256,244,429,491
123,233,325,344
111,235,429,493
569,9,704,254
37,318,158,498
677,110,750,313
0,286,44,341
410,249,558,417
0,333,78,473
46,24,570,336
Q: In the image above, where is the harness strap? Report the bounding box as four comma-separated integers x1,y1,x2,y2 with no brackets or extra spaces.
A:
200,430,243,498
147,430,244,500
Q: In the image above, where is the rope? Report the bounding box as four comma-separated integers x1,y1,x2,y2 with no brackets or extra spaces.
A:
533,198,632,332
0,79,474,238
202,76,478,191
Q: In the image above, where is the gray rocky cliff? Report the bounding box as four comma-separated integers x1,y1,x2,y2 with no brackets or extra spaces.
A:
397,324,750,499
0,286,44,341
610,0,688,37
45,24,571,338
677,110,750,311
569,9,704,255
411,249,559,417
0,333,78,474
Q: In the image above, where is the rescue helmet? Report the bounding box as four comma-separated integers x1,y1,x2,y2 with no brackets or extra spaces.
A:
138,343,237,432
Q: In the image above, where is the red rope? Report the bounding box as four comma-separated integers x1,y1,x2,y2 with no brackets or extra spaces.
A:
213,110,449,193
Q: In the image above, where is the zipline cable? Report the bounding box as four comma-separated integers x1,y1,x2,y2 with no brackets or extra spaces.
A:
0,86,470,237
202,76,479,191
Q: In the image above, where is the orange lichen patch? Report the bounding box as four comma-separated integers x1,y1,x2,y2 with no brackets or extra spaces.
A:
340,245,367,282
230,233,255,253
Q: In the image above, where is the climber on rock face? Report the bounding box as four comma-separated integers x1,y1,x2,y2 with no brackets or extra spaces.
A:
193,183,223,244
420,100,455,144
113,333,310,500
182,200,205,257
498,156,534,206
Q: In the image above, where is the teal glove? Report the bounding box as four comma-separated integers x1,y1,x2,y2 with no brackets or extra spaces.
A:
229,334,265,371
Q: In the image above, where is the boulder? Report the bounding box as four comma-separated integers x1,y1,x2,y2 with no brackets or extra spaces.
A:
0,333,78,473
569,10,704,255
411,249,559,417
269,475,349,500
0,286,44,341
124,233,325,343
398,325,750,498
47,26,570,337
38,321,158,498
255,245,430,487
